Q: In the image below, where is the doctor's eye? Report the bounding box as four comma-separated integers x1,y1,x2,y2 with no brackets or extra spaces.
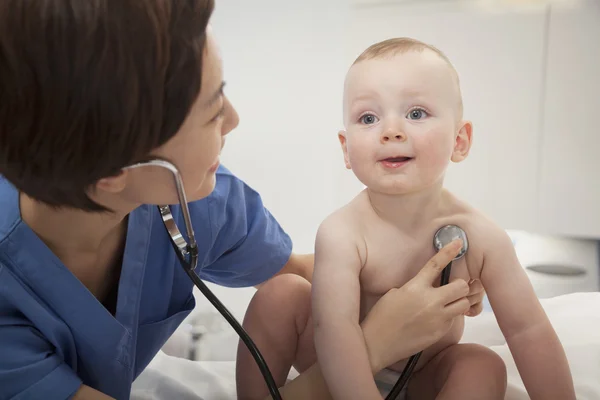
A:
210,105,226,123
359,114,379,125
407,108,428,120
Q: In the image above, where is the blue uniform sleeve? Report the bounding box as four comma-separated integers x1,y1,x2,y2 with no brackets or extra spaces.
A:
191,166,293,287
0,311,82,400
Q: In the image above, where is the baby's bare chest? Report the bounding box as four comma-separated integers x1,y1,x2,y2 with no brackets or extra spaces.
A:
358,226,482,317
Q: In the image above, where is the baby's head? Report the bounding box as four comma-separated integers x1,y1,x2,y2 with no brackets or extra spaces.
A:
340,37,472,195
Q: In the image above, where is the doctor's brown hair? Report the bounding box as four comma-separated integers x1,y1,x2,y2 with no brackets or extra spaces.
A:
0,0,214,211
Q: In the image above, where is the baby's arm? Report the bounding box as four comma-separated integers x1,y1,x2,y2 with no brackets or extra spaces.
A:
479,224,575,400
312,215,382,400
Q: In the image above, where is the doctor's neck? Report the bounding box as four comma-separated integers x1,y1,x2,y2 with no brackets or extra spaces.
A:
19,193,129,256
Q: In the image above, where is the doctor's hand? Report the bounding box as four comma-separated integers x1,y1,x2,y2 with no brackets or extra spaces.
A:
361,239,471,373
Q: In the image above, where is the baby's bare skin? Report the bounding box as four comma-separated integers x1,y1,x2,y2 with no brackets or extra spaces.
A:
351,189,480,372
310,37,573,397
313,183,512,400
237,38,575,400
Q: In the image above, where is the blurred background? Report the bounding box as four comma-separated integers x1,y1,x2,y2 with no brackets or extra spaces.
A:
166,0,600,361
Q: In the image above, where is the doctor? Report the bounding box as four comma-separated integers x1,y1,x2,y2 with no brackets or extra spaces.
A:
0,1,485,399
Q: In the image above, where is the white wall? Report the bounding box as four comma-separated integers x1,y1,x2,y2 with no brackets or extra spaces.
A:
211,0,352,254
339,2,550,232
178,0,600,358
207,0,600,304
537,1,600,238
204,0,352,327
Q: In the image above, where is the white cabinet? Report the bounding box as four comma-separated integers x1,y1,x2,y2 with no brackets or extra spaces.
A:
337,2,548,231
537,3,600,238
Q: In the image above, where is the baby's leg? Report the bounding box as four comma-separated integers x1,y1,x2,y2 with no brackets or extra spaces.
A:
236,274,316,400
407,343,507,400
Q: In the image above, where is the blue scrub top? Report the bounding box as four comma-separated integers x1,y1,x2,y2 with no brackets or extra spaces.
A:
0,165,293,400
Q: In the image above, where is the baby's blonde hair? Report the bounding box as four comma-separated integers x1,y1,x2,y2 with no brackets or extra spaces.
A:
352,37,464,118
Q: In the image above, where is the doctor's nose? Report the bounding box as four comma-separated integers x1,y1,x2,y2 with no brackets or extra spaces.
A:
380,128,407,144
222,96,240,136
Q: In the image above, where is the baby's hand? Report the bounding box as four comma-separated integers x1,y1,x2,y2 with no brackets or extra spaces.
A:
465,279,485,317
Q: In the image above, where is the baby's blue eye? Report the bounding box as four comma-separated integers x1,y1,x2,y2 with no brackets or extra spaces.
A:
360,114,378,125
407,109,428,120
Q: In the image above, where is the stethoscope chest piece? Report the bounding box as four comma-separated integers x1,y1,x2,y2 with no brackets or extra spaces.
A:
433,224,469,261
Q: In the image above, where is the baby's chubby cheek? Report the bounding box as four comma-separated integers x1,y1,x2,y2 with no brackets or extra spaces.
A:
345,141,373,168
415,142,453,177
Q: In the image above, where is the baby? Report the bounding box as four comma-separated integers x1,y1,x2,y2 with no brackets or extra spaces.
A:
236,38,575,400
311,38,575,400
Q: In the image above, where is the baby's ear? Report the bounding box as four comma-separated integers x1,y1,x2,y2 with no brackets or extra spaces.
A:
451,121,473,163
338,130,351,169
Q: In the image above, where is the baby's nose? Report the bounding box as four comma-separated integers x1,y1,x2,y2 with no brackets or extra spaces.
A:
380,129,407,143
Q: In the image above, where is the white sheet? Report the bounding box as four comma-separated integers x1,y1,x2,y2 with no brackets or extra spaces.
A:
131,292,600,399
462,292,600,399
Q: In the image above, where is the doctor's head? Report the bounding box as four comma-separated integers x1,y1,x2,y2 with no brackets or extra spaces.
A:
0,0,239,213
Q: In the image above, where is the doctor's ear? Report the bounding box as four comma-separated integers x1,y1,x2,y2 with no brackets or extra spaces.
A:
95,169,129,194
451,121,473,163
338,130,351,169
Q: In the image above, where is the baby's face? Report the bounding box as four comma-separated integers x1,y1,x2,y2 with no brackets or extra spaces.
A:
340,50,469,195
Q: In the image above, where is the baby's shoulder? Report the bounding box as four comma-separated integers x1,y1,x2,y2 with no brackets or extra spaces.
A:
315,192,370,253
446,196,513,258
320,190,371,228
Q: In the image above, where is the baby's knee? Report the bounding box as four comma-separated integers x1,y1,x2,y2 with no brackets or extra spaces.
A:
248,274,311,318
458,344,507,386
474,345,505,374
255,273,311,303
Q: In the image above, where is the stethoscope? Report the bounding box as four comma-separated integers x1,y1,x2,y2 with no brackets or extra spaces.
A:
385,224,468,399
125,159,469,400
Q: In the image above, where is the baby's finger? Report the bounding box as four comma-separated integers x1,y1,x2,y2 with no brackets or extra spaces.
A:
467,279,484,295
465,301,483,317
467,292,482,306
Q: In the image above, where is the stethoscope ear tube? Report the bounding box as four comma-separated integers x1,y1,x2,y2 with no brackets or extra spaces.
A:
126,158,283,398
162,204,283,400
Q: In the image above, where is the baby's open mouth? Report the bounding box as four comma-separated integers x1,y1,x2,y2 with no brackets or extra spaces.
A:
381,156,412,162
